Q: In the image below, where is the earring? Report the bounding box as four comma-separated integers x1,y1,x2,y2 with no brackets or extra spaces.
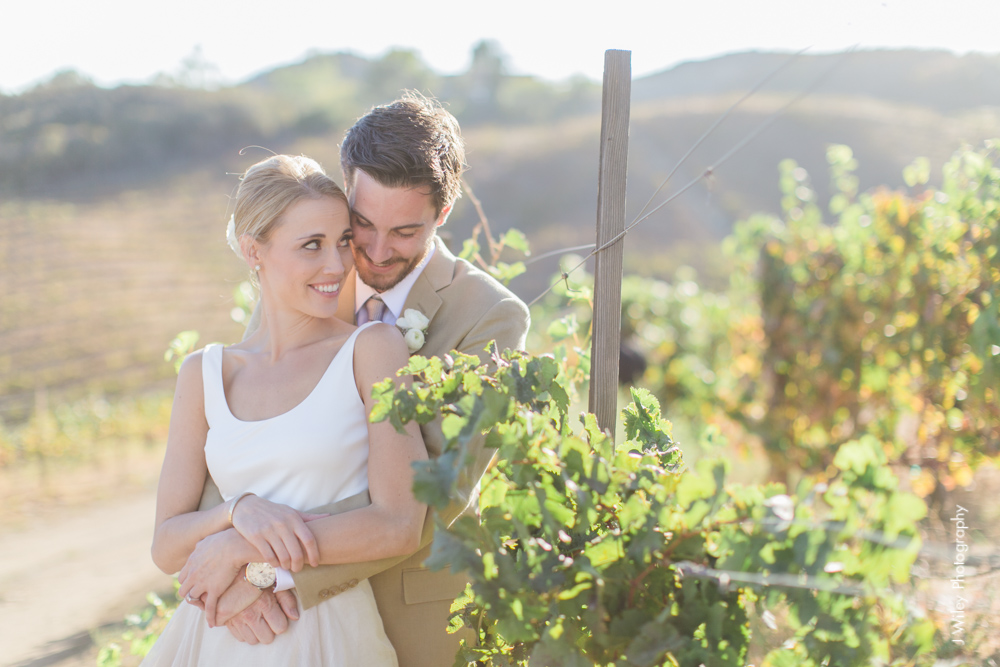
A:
254,264,261,271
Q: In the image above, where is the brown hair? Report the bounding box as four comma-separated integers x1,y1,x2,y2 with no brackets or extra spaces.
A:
340,92,466,216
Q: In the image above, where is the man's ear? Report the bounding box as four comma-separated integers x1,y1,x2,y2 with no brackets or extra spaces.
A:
436,204,453,227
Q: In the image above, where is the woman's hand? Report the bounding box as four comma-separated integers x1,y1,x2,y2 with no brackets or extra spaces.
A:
230,495,327,572
177,529,250,627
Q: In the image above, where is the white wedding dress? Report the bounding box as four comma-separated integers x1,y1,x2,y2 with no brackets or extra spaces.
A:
141,323,397,666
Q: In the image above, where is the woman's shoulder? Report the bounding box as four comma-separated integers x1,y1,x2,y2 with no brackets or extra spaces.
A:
353,323,407,377
172,348,208,401
355,321,402,340
177,347,206,375
354,321,405,350
175,343,227,386
179,343,232,377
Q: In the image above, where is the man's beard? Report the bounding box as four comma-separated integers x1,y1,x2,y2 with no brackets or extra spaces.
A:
352,245,425,292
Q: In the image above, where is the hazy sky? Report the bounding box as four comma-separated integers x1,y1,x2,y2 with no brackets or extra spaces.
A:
4,0,998,93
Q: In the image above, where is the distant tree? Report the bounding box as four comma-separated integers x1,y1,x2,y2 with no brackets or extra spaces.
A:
467,39,506,110
37,69,94,90
364,48,438,102
174,45,225,90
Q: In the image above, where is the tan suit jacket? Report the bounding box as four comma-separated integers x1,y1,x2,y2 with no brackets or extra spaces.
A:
200,237,529,667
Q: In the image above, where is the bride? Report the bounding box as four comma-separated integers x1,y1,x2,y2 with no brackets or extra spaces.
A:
141,154,426,665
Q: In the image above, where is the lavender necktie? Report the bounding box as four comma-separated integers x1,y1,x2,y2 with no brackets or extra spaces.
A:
363,295,386,324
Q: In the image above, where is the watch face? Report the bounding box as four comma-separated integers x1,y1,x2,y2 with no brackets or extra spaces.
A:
245,562,276,589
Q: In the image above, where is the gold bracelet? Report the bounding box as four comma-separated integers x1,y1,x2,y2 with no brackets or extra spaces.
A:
228,491,254,526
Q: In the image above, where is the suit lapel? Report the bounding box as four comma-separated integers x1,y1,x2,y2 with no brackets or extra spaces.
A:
402,236,455,324
403,272,444,324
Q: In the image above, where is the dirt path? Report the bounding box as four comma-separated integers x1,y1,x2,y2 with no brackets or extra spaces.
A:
1,464,173,667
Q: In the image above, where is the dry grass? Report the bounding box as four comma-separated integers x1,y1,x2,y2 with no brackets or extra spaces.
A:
0,174,249,423
0,439,166,531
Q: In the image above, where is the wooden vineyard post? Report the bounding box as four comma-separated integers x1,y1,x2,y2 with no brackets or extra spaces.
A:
588,49,631,439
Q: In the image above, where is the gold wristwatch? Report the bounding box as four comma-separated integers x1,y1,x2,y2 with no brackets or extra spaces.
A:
244,562,277,590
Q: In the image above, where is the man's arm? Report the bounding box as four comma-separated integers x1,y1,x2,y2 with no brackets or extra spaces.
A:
426,297,531,526
200,486,377,617
291,296,530,610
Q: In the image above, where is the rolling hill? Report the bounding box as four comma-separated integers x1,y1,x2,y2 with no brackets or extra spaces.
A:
1,46,997,420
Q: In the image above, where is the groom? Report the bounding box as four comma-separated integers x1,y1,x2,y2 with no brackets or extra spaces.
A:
204,94,530,667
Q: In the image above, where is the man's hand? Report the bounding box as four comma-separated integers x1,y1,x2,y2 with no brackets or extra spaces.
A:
214,572,264,627
225,589,299,645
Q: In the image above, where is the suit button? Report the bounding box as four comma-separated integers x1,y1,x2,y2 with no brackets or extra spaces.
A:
338,583,349,593
318,589,330,599
348,579,358,588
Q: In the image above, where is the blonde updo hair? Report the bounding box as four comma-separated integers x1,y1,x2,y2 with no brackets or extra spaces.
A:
232,154,348,259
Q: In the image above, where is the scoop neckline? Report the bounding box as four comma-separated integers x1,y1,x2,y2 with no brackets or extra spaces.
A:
218,324,369,424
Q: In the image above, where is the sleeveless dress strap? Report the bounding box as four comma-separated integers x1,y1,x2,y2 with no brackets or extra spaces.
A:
200,344,226,429
312,322,378,396
342,321,380,374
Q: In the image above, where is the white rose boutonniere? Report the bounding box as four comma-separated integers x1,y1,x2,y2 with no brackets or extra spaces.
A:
404,328,425,352
396,308,430,353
